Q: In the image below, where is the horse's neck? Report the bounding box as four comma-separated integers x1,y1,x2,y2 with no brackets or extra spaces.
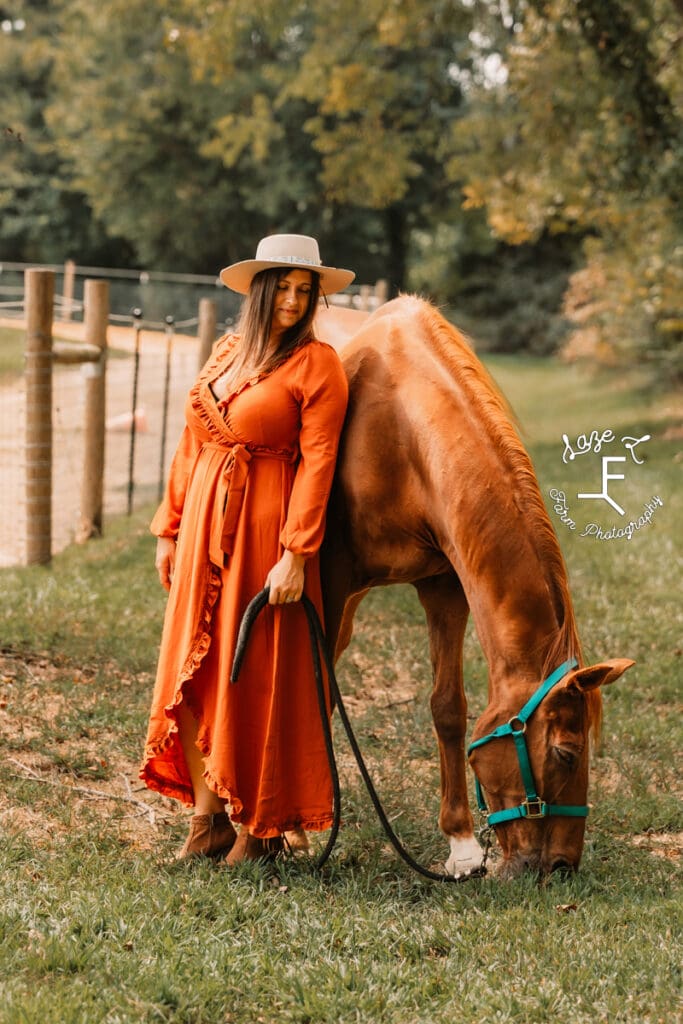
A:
424,398,571,696
449,514,561,686
339,302,577,697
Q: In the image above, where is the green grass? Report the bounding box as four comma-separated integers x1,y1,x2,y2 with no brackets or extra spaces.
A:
0,325,26,378
0,356,681,1023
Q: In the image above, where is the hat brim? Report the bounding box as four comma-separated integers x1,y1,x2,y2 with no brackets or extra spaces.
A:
219,259,355,296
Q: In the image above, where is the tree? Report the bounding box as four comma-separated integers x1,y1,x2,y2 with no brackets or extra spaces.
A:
448,0,683,380
0,0,127,263
176,0,477,292
291,0,476,291
46,0,262,271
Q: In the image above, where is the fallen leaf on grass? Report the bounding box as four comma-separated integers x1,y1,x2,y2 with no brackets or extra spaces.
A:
556,903,578,913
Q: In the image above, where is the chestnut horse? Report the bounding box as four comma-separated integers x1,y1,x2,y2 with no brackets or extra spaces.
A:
316,296,633,877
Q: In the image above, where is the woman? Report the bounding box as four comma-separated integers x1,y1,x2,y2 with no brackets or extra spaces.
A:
140,234,354,864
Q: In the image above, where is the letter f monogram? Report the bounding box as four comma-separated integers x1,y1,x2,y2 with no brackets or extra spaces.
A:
578,457,626,516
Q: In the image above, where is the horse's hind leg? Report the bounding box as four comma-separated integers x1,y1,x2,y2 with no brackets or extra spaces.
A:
415,573,484,876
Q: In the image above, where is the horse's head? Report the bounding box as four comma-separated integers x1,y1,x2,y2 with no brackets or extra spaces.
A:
468,658,634,877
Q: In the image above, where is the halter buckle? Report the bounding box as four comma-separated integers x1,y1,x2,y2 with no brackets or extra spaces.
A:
507,716,526,734
523,797,547,819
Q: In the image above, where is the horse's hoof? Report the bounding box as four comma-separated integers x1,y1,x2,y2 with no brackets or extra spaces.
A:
444,835,485,877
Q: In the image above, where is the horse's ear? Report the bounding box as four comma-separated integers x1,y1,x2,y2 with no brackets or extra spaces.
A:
564,659,635,693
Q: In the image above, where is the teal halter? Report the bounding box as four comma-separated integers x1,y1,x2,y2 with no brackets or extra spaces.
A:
467,658,589,827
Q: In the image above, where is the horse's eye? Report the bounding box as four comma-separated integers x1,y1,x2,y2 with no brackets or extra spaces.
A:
553,746,578,767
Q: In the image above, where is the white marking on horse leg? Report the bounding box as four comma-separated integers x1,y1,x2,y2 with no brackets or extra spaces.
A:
444,835,485,877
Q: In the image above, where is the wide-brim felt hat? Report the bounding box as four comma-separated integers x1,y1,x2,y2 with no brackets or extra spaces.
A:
219,234,355,295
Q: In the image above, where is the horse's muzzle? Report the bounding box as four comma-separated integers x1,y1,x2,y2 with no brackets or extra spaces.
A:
497,851,578,879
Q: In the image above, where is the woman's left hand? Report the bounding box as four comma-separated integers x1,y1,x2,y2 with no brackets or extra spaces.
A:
266,549,306,605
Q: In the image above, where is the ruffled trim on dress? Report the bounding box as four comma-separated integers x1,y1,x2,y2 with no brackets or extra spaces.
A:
139,557,335,835
231,811,335,841
139,563,222,806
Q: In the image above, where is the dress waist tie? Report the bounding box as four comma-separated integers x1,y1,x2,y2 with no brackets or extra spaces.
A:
202,441,297,568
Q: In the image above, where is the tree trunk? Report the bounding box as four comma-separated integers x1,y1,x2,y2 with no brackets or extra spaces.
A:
385,205,408,297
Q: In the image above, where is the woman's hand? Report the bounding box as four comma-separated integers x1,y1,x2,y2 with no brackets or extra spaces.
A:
266,549,306,605
155,536,177,591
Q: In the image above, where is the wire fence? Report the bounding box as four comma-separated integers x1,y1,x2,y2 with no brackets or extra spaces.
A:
0,260,382,327
0,260,242,328
101,317,200,518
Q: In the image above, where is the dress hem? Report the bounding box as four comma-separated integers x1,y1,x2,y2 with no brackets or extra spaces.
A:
139,562,335,837
139,562,222,802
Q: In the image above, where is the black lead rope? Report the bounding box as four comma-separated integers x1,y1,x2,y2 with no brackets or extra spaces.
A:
230,587,488,884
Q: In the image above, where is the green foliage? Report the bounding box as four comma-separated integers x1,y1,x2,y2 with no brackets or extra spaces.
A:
45,0,260,271
449,0,683,380
0,326,25,378
179,0,475,289
0,0,131,264
0,0,681,378
286,1,471,205
411,218,580,355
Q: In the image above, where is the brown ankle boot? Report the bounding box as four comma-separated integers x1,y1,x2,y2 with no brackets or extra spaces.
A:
284,827,311,855
177,812,237,861
224,828,284,866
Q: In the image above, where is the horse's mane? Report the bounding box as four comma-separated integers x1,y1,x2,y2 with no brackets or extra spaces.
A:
401,297,601,737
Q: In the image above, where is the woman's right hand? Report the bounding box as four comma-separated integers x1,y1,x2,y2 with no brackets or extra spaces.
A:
155,536,177,591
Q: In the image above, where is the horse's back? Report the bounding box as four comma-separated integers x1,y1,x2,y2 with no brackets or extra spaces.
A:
339,295,478,380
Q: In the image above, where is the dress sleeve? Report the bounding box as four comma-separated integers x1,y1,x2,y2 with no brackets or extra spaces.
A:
280,342,349,558
150,425,201,539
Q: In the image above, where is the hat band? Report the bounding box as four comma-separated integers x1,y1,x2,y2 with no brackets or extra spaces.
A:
261,255,323,268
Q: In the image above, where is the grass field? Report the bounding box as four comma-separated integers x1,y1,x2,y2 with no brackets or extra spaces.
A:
0,354,681,1023
0,325,26,379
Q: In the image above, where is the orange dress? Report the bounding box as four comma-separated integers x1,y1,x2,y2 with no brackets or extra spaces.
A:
139,334,348,838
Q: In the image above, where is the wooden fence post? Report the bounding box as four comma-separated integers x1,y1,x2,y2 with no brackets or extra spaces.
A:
198,297,217,369
126,309,143,516
77,279,109,542
62,258,76,321
25,268,54,565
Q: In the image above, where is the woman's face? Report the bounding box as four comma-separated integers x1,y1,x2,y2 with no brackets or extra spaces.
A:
270,270,313,337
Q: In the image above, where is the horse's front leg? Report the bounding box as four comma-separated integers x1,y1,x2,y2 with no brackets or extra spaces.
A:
415,573,484,877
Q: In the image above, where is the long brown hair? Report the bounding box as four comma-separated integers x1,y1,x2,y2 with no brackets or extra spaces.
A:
229,267,321,380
